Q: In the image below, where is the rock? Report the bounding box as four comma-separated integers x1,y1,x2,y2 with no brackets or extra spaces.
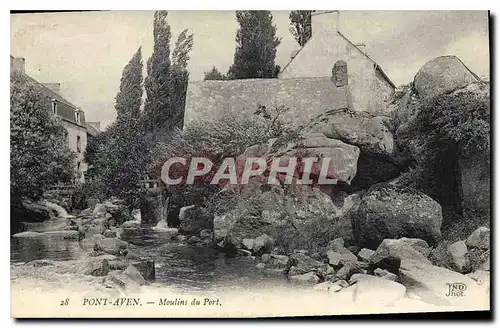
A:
108,260,129,271
93,204,107,216
370,238,432,273
94,238,128,256
199,229,213,240
289,253,324,274
253,234,274,255
335,261,369,280
92,233,105,239
305,108,394,156
398,237,431,257
12,231,42,238
289,272,320,285
326,237,344,252
187,236,201,244
179,205,213,236
265,254,290,271
18,200,53,222
358,248,375,262
242,238,255,251
351,274,406,307
123,264,148,286
261,254,271,263
313,281,343,292
103,229,117,238
327,251,341,266
447,240,470,273
413,55,478,100
352,183,442,249
130,261,155,281
42,230,79,240
85,258,110,277
27,259,54,267
255,263,266,270
399,259,486,306
339,249,357,265
373,268,398,282
125,251,141,261
466,227,490,250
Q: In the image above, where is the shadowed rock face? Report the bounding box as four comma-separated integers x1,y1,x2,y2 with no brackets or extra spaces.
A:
413,55,478,100
352,183,443,249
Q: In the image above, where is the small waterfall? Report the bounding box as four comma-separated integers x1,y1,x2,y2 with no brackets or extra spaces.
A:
42,201,70,218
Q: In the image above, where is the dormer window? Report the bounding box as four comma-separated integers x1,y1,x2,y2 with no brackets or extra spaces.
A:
332,60,348,87
51,99,57,115
75,111,81,124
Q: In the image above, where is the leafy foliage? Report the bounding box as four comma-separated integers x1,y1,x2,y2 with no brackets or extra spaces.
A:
10,70,75,201
289,10,312,47
203,66,228,81
228,11,281,79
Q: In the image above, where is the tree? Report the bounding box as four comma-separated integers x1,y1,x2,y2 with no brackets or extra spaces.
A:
204,66,227,81
227,11,281,79
289,10,312,47
10,70,75,201
169,29,194,130
143,10,173,131
85,48,148,202
115,47,143,121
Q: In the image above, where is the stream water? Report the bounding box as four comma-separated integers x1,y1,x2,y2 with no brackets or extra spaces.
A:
10,209,292,292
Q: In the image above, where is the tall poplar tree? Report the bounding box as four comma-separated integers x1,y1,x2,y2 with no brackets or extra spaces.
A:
227,11,281,79
169,29,194,130
143,10,172,131
115,47,143,121
289,10,312,47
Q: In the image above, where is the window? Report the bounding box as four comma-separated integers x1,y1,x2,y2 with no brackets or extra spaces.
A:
76,136,81,153
51,99,57,115
75,111,81,124
332,60,348,87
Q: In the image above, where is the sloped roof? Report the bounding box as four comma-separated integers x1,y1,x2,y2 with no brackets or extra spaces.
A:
184,77,351,128
280,30,396,89
12,65,87,127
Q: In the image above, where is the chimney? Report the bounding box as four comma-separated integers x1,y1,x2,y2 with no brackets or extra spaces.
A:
311,10,339,36
11,57,26,73
43,83,61,95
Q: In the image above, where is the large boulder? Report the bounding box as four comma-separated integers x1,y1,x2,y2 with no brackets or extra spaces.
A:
305,108,394,156
413,55,479,100
178,205,213,236
352,183,442,249
85,258,110,277
399,259,487,306
369,238,432,273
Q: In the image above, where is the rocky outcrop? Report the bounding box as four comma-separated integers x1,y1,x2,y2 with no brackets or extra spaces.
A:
413,55,479,100
352,183,442,249
465,227,490,250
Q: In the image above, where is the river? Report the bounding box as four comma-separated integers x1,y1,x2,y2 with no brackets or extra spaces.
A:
10,214,293,293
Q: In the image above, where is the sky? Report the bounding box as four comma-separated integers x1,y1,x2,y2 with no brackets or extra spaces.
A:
10,10,490,128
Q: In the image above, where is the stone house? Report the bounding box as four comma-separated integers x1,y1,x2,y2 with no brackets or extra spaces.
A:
11,56,99,184
184,10,396,128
